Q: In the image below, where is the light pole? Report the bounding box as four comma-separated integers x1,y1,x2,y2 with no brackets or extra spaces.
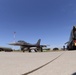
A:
14,32,16,43
13,32,16,50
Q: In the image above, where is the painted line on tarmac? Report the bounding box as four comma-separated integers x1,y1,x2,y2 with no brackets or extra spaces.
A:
22,52,65,75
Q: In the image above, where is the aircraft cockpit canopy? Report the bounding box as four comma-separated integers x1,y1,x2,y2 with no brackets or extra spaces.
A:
18,40,25,43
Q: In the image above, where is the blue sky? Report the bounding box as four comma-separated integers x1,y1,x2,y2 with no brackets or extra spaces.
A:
0,0,76,49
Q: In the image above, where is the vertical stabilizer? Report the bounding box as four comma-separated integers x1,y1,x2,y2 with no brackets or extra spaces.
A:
36,39,41,45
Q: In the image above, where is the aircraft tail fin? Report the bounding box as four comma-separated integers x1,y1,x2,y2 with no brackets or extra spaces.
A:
36,39,41,45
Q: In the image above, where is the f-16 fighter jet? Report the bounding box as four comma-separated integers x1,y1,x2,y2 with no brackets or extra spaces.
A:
9,39,47,52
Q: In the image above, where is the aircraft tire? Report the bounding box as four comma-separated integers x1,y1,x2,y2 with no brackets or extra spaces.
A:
23,50,25,52
0,48,3,51
29,49,31,52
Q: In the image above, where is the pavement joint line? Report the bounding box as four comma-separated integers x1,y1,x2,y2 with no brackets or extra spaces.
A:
22,52,65,75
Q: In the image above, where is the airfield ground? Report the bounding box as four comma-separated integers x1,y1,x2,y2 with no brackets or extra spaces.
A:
0,51,76,75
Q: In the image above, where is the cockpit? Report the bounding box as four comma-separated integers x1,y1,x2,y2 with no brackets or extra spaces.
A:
18,40,25,43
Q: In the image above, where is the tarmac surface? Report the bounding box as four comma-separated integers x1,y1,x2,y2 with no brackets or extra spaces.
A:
0,51,76,75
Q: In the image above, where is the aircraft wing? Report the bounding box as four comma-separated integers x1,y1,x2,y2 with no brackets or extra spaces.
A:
8,42,23,46
8,42,32,46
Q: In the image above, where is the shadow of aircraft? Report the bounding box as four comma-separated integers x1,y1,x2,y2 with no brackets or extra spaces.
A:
72,72,76,75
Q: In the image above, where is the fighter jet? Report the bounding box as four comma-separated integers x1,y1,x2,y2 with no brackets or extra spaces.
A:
66,26,76,50
9,39,47,52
